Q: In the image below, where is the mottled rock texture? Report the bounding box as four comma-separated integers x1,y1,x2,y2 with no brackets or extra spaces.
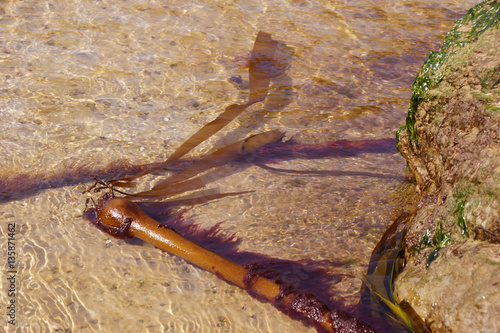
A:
395,1,500,332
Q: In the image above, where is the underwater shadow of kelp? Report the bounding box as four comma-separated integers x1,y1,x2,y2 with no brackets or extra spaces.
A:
80,31,389,332
3,29,418,332
141,208,350,300
0,137,398,203
135,207,403,332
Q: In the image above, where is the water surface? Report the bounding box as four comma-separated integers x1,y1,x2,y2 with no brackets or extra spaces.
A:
0,0,479,332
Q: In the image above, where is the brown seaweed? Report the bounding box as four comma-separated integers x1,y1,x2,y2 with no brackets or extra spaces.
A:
165,31,280,164
104,31,282,190
130,130,284,200
360,212,431,333
74,31,413,331
0,137,397,204
84,193,377,333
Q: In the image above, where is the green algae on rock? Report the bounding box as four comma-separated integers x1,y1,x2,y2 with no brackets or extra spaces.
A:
401,13,500,239
397,0,500,152
395,1,500,331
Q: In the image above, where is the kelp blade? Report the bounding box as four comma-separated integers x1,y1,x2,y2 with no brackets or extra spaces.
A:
166,103,251,163
360,213,419,332
130,176,207,199
154,140,245,191
131,130,284,200
166,31,280,163
249,31,278,103
103,31,282,188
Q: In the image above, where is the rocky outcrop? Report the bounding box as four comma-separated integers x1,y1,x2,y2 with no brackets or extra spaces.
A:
395,1,500,331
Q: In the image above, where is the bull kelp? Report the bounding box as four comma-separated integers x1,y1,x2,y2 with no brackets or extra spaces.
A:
2,0,478,331
84,31,382,332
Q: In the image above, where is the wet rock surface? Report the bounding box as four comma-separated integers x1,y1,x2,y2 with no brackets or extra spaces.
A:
395,1,500,331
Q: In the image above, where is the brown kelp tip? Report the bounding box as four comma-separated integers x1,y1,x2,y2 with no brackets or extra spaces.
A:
79,29,380,332
277,288,377,333
83,193,133,239
243,263,377,333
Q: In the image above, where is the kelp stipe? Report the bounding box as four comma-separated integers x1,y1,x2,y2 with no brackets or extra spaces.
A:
84,193,377,332
83,31,386,332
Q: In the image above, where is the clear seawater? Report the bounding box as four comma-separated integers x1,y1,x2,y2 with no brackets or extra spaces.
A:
0,0,480,332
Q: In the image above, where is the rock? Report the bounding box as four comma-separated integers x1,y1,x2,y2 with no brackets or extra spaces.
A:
394,1,500,331
395,240,500,332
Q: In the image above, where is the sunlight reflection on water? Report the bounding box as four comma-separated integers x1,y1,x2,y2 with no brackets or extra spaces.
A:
0,0,480,332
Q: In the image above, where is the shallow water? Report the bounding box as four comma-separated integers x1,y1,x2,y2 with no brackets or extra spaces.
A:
0,0,480,332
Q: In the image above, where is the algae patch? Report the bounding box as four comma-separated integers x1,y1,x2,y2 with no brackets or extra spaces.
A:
453,179,475,238
418,222,451,269
397,0,500,151
419,222,451,250
455,200,470,237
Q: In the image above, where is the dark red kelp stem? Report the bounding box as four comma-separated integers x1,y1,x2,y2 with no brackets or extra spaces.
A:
84,193,377,333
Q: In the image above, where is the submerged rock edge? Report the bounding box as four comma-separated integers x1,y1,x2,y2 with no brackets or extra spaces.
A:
395,1,500,332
